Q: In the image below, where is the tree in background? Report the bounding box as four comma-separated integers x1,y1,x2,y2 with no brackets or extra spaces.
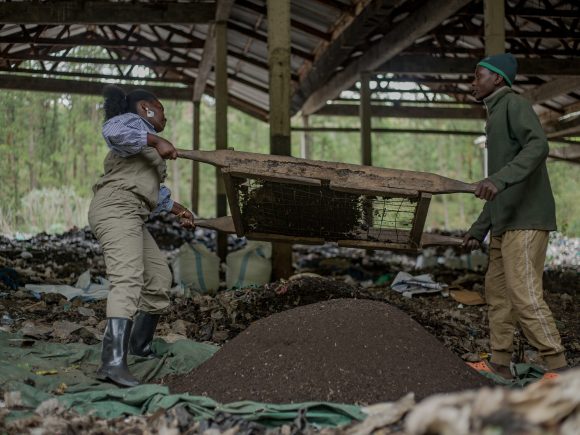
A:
0,90,578,236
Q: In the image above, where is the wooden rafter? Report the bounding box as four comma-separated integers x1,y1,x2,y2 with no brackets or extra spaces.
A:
523,77,580,105
193,0,235,102
546,115,580,139
0,67,193,84
435,28,580,40
315,103,485,119
548,145,580,163
458,5,580,19
0,34,203,50
0,0,577,134
298,0,472,115
0,1,216,24
1,53,200,68
0,73,269,122
291,0,403,114
374,54,580,77
405,44,578,56
334,97,479,105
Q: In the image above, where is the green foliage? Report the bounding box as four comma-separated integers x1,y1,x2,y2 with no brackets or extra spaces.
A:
20,187,91,234
0,90,578,236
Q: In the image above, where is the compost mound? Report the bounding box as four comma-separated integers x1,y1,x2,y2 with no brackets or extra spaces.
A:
165,298,491,404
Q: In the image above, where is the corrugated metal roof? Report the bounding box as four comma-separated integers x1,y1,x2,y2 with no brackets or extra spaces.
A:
0,0,578,143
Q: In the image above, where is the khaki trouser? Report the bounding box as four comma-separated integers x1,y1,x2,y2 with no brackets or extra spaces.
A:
486,230,566,370
88,187,171,319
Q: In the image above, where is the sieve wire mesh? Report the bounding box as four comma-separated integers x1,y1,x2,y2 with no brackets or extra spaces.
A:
234,178,418,244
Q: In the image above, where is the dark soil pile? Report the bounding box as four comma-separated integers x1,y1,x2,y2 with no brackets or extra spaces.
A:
165,298,492,405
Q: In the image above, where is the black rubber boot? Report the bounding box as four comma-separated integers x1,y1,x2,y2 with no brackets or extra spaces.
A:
96,318,139,387
129,311,160,358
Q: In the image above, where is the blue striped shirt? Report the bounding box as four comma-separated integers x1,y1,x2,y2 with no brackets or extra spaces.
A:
102,113,173,214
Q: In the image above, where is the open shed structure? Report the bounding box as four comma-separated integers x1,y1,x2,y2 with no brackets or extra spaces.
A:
1,0,579,273
2,1,579,135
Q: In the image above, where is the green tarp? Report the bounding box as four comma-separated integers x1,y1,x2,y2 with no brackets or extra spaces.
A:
0,332,365,427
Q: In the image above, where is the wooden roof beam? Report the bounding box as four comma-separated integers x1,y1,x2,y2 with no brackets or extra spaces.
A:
0,73,268,122
522,77,580,105
334,97,479,105
458,5,580,19
314,103,485,119
0,34,204,49
548,145,580,162
193,0,235,103
375,55,580,76
405,45,578,57
292,126,482,136
0,66,193,84
0,1,216,24
436,29,580,40
372,75,541,86
290,0,403,115
2,53,200,69
299,0,472,115
546,116,580,139
0,73,192,99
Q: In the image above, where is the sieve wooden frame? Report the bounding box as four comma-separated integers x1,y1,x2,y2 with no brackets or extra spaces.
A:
177,149,476,252
221,168,435,251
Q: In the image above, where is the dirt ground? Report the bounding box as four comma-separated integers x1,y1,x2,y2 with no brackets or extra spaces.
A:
0,221,578,434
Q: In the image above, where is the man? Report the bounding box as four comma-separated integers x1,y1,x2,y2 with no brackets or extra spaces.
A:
463,53,567,379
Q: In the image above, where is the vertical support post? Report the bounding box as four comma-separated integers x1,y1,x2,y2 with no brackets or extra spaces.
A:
191,101,200,215
483,0,504,178
484,0,505,56
300,115,311,159
360,73,372,166
268,0,293,279
215,20,228,260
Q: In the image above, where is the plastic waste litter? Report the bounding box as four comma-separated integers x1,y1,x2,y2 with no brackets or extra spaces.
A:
1,313,14,326
390,271,447,298
25,270,110,301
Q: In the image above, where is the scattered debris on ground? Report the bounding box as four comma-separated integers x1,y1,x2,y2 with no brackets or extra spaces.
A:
2,368,578,435
0,222,578,433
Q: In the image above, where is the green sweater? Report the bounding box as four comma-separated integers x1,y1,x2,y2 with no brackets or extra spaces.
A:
468,87,556,241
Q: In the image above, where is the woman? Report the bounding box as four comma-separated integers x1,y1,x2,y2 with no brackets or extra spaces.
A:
89,85,194,387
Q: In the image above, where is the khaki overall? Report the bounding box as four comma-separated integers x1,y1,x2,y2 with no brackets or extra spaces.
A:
88,148,171,319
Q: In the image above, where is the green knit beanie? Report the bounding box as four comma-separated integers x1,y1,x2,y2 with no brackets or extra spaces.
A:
477,53,518,87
